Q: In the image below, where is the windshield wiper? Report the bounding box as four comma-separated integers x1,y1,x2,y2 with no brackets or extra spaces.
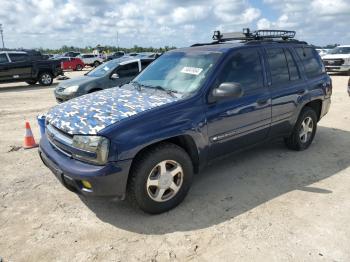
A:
131,82,178,97
130,81,142,91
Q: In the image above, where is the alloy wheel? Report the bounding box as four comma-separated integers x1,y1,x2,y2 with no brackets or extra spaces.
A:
146,160,184,202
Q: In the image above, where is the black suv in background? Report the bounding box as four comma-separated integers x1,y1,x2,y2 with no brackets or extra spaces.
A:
0,51,62,86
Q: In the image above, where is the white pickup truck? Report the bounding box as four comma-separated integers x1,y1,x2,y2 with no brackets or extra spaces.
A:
322,45,350,75
77,54,104,67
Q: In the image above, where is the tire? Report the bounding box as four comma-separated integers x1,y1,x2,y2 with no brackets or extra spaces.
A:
284,106,318,151
26,80,37,85
76,64,83,71
38,72,53,86
127,143,193,214
93,61,101,67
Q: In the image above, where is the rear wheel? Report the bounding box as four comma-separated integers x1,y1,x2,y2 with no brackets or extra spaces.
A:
284,107,317,151
38,72,53,86
93,61,101,67
127,143,193,214
76,64,83,71
26,80,37,85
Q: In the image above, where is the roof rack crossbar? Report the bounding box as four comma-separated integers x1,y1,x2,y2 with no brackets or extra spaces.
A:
213,28,296,42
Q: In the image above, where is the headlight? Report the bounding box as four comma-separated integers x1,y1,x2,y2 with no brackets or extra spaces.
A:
72,135,109,165
62,85,79,95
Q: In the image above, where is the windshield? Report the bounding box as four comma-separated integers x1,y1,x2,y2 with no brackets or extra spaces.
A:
87,59,121,77
133,51,222,94
328,47,350,54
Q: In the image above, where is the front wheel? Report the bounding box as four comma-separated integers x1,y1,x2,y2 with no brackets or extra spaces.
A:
284,107,318,151
38,72,53,86
93,61,101,67
127,143,193,214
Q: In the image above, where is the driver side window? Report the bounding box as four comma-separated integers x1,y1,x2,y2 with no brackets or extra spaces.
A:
217,48,263,92
117,62,139,77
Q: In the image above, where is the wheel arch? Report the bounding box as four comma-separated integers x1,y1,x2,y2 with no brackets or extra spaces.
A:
130,135,200,175
303,99,322,121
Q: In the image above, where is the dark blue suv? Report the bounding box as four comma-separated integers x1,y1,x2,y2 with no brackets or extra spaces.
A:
39,29,332,214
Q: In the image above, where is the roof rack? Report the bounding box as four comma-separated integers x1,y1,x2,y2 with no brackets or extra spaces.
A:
190,28,304,47
213,28,296,42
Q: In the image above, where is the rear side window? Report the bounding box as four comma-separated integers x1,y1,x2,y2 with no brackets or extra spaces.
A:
217,48,263,92
117,62,139,77
266,48,290,85
141,60,152,70
9,53,28,62
295,47,324,78
0,53,9,63
285,49,300,81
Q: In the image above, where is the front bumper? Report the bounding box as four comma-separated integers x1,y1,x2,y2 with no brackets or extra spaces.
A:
38,134,131,198
325,65,350,72
54,89,77,103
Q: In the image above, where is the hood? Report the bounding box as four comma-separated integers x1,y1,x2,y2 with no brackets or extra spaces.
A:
322,54,350,59
56,76,97,88
46,85,179,135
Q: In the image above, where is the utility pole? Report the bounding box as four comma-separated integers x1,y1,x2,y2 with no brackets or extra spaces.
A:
117,31,119,51
0,24,4,50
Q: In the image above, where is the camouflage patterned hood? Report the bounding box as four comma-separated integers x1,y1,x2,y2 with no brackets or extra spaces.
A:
46,85,179,135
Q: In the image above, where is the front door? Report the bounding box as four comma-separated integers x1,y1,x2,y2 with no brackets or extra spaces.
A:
206,48,272,159
7,53,32,80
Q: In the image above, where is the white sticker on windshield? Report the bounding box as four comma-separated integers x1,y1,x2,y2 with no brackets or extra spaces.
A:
181,67,203,75
103,66,110,71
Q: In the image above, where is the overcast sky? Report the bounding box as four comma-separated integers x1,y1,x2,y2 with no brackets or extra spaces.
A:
1,0,350,49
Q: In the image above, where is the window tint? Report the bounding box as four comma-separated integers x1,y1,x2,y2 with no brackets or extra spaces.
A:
266,48,290,85
117,62,139,77
9,53,28,62
217,48,263,92
0,54,9,63
295,47,324,78
285,49,300,81
141,60,152,70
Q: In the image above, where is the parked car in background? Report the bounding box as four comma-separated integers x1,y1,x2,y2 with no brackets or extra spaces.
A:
60,57,85,71
316,48,329,57
0,50,62,85
40,29,332,214
77,54,104,67
106,51,125,61
322,45,350,75
63,51,81,57
54,57,154,102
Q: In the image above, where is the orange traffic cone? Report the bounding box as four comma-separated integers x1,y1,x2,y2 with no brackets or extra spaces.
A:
24,121,38,149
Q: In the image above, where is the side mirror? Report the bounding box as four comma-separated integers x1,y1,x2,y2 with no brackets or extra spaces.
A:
212,82,243,100
111,73,119,79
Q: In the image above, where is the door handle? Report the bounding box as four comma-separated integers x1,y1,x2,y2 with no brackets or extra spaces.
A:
297,89,306,95
256,98,268,105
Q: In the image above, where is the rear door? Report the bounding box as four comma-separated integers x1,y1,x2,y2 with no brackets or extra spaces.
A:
0,53,11,81
264,46,306,136
206,47,272,159
7,53,32,80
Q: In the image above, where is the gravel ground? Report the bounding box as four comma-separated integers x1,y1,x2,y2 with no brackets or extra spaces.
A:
0,72,349,261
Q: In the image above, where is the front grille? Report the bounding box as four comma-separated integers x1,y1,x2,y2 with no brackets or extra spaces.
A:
323,59,344,66
46,124,73,157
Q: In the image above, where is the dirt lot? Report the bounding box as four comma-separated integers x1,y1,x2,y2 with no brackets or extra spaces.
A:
0,72,349,261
